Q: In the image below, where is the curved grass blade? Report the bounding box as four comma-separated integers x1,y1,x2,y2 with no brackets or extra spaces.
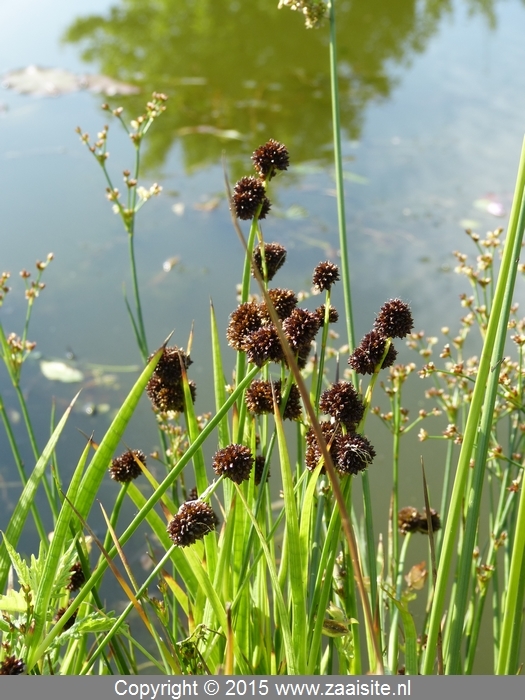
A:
73,345,163,521
0,392,79,593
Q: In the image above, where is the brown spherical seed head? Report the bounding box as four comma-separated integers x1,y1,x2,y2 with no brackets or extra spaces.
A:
312,261,340,292
109,449,146,483
146,376,196,413
305,421,341,473
283,383,303,421
336,434,376,476
416,508,442,534
226,301,262,351
374,299,414,339
167,500,218,547
150,346,192,383
0,656,25,675
282,308,321,352
212,444,254,484
245,379,302,420
231,176,269,220
252,242,287,282
398,506,422,535
260,288,297,321
245,379,276,415
244,325,285,367
254,454,270,485
251,139,289,181
67,562,85,592
146,346,195,413
54,606,78,630
315,305,339,326
319,381,364,431
348,331,398,375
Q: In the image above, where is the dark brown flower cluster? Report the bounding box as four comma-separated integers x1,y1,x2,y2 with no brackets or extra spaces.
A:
319,381,364,431
305,422,375,476
231,140,289,220
252,242,287,282
227,294,322,368
231,176,271,220
315,304,339,326
0,656,25,675
349,299,412,375
212,444,254,484
398,506,441,535
305,421,340,474
374,299,414,339
54,605,78,631
260,288,298,321
245,379,302,420
252,139,289,181
348,331,397,375
109,449,146,483
187,489,220,528
167,500,218,547
67,562,85,592
146,346,196,413
282,308,322,367
254,454,270,485
312,261,340,292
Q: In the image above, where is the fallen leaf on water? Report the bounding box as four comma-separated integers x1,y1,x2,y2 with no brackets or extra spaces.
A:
80,74,140,96
177,125,244,140
40,360,84,383
342,170,369,185
163,256,180,272
459,219,480,230
2,65,139,97
2,66,79,96
194,197,221,212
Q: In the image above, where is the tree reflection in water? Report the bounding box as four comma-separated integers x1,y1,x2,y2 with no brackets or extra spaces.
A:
63,0,500,174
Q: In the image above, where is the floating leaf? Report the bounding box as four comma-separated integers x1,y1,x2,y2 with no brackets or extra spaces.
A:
342,170,369,185
2,66,79,96
2,65,139,97
80,74,139,96
177,125,243,140
40,360,84,383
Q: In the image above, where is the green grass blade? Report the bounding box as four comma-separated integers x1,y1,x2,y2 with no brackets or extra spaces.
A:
27,435,91,669
274,396,307,673
0,392,79,592
423,135,525,674
235,484,297,674
386,593,418,675
496,462,525,673
210,300,230,448
73,346,163,521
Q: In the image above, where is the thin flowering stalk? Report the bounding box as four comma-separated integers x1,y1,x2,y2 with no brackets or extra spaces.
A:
77,95,166,363
328,0,356,357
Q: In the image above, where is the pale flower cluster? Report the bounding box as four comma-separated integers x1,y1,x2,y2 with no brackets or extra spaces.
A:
277,0,328,29
137,183,163,201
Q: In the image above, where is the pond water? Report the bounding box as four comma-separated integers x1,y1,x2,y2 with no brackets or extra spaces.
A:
1,0,525,672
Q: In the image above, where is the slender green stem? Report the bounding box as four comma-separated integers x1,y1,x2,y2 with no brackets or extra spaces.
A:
328,0,355,355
